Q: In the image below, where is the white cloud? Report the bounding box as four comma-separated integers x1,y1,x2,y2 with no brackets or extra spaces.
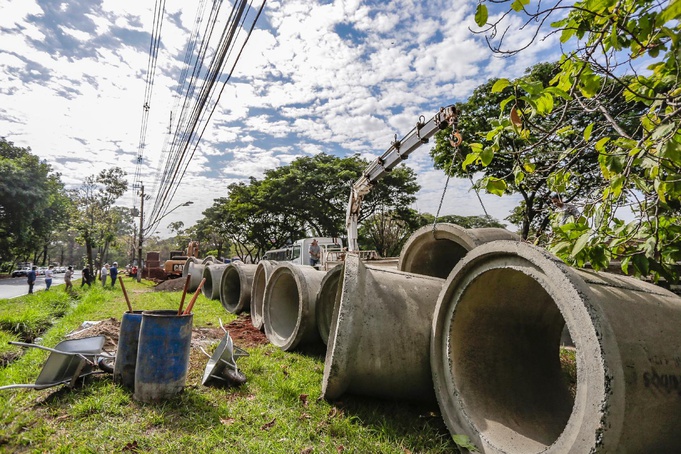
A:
1,0,562,236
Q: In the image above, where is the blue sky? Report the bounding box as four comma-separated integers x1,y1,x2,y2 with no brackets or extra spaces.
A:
0,0,561,236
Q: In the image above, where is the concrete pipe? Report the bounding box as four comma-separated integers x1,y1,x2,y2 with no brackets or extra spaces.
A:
250,260,278,330
202,263,228,300
181,257,200,279
431,240,681,453
398,223,519,278
201,256,217,265
263,263,327,351
184,260,206,292
315,264,344,345
219,262,257,314
322,255,444,401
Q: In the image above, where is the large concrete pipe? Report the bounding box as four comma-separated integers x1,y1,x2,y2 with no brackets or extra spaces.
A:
184,260,206,292
399,223,519,278
201,256,217,264
219,262,257,314
263,263,327,351
181,257,200,279
431,241,681,453
250,260,278,330
322,255,444,401
315,264,343,345
202,263,228,300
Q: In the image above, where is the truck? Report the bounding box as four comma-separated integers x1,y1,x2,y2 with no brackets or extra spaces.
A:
263,237,343,269
345,105,459,251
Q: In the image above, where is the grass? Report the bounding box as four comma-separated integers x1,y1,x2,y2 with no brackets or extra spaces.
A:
0,279,459,453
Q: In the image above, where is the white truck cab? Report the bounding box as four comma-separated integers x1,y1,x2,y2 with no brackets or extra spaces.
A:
263,237,343,268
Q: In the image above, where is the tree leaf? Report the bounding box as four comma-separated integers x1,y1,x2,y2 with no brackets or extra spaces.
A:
474,4,488,27
571,232,591,257
583,123,594,142
485,177,507,196
511,0,529,12
452,434,479,451
510,107,523,128
492,78,510,93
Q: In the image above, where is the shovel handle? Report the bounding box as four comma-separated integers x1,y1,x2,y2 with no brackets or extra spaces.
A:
119,276,133,312
183,278,206,315
177,274,191,315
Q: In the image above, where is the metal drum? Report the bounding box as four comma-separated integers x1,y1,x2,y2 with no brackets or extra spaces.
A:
133,310,193,402
113,310,144,389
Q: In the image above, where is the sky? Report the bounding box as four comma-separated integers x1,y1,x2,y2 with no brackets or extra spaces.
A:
0,0,562,238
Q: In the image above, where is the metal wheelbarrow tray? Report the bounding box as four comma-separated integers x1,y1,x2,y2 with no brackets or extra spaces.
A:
201,320,249,386
0,336,107,391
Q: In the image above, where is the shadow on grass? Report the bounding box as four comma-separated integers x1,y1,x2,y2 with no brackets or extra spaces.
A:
331,393,459,453
32,374,229,432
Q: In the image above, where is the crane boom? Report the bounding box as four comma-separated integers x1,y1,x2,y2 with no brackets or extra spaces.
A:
346,105,459,252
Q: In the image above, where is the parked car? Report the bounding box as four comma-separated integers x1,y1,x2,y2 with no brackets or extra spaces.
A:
11,267,31,278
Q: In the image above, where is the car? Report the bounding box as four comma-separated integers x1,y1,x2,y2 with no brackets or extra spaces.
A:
11,267,31,278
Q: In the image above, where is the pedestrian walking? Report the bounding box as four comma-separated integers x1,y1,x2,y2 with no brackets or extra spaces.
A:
110,262,118,287
27,266,37,294
45,265,54,290
101,263,109,287
64,266,73,292
81,266,91,287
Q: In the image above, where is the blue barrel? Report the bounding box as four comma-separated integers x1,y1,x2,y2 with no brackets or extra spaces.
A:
133,310,193,402
113,310,144,389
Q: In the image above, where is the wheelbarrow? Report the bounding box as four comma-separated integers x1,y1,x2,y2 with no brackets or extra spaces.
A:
0,335,113,391
200,320,249,387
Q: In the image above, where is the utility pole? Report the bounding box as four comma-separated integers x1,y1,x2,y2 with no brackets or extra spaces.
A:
137,184,144,283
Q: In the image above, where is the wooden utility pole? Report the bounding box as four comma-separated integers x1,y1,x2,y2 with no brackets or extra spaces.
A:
137,184,144,283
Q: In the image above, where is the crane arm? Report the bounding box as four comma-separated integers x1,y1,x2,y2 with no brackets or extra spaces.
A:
346,105,459,252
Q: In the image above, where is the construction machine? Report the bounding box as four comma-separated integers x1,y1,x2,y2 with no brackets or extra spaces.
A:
345,105,460,251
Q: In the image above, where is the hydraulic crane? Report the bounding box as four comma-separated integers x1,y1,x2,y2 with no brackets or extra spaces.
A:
345,105,460,252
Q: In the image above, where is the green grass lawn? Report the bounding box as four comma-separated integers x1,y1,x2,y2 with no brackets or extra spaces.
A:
0,280,460,453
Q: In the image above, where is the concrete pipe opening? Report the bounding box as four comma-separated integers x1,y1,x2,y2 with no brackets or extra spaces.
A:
315,264,343,345
432,240,681,453
202,264,227,300
219,263,256,314
250,260,277,331
263,263,326,351
399,223,518,279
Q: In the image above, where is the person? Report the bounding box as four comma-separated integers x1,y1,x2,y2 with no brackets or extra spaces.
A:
27,266,37,294
64,266,74,292
549,192,580,224
130,265,138,280
309,239,321,267
81,266,91,287
101,263,109,287
110,262,118,287
44,265,54,290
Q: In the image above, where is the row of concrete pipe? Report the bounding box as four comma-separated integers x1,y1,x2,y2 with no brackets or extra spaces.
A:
182,224,681,452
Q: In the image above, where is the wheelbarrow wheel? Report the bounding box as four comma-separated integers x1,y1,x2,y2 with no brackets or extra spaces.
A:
97,357,115,374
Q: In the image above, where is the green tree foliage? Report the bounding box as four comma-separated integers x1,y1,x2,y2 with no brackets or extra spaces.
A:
0,138,70,267
469,0,681,281
432,62,643,241
200,153,420,261
71,167,128,274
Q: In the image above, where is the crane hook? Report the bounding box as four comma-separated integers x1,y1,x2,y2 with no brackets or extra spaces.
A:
449,131,462,148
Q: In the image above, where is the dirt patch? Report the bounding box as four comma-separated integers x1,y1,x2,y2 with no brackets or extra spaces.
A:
63,314,268,352
222,314,269,348
154,278,187,292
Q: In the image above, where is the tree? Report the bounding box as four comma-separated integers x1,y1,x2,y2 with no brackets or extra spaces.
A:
71,167,128,275
0,138,69,267
432,62,643,241
468,0,681,281
199,153,420,261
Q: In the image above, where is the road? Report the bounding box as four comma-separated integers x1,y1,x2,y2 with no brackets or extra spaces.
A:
0,271,82,299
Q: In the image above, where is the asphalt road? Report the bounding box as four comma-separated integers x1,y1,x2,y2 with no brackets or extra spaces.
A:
0,271,82,299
